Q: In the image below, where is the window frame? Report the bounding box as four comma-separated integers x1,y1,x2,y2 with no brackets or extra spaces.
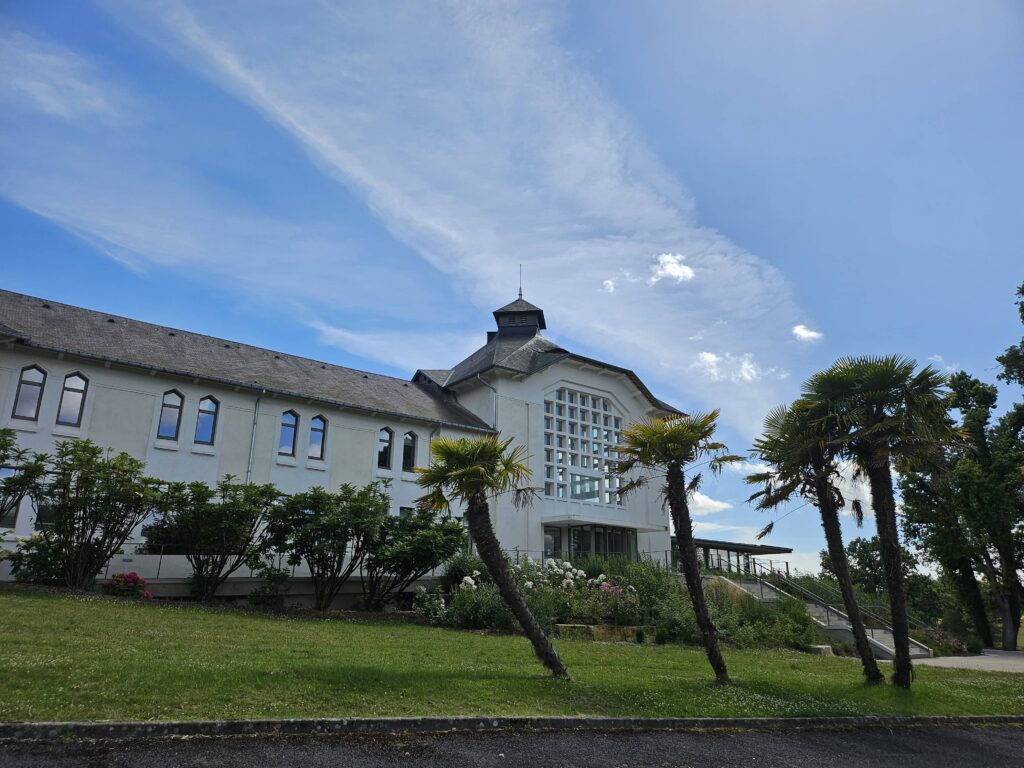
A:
308,415,327,460
278,410,299,457
193,395,220,446
55,372,89,428
157,389,184,441
402,430,418,473
11,365,46,423
377,427,394,470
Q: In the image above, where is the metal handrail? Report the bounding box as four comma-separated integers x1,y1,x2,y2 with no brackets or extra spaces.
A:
748,560,930,651
781,573,930,631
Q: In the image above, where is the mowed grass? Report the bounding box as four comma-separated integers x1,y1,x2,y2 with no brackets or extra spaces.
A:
1,586,1021,722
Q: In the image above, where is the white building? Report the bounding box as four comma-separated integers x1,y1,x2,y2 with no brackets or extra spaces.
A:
0,289,676,589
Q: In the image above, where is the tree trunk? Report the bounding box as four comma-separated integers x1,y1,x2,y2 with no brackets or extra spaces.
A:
666,463,731,685
949,556,994,648
813,474,884,683
865,460,914,688
464,493,569,679
998,551,1022,650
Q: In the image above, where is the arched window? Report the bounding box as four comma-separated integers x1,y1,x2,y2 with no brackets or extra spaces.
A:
157,390,183,440
309,415,327,460
194,396,219,445
56,373,88,427
11,365,46,422
402,431,418,472
377,427,393,469
279,410,299,456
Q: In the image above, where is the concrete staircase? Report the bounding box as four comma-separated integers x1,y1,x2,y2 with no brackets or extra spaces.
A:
717,574,932,660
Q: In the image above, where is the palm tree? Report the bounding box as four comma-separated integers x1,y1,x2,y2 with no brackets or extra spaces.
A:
416,436,569,679
747,400,885,684
612,411,739,684
804,356,953,688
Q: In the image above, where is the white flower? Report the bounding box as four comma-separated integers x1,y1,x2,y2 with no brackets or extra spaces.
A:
626,585,636,593
461,576,477,590
524,581,534,589
523,555,532,564
472,570,481,578
561,579,573,589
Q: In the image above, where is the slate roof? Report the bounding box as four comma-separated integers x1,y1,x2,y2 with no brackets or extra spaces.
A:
493,297,546,329
419,302,681,416
0,290,493,432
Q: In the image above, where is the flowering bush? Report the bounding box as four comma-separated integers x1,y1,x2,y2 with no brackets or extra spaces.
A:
9,534,63,585
100,571,153,600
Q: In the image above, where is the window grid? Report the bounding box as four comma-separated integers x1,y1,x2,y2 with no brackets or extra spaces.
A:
542,387,623,505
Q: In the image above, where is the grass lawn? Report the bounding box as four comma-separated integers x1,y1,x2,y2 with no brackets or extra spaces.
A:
1,586,1021,722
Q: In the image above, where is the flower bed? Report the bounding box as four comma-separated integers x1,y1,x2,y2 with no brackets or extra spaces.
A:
100,572,153,600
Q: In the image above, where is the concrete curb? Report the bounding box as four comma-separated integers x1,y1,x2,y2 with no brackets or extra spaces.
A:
1,715,1023,742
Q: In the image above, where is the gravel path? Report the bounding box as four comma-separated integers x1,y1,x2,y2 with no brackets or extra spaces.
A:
915,650,1024,673
2,726,1023,768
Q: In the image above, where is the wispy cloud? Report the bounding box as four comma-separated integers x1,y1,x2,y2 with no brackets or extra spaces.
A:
692,521,760,540
0,29,130,122
91,0,807,434
310,321,481,372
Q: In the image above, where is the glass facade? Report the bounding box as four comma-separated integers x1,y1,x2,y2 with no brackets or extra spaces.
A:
542,387,624,505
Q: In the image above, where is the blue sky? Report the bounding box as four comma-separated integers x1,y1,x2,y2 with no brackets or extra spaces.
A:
2,1,1022,571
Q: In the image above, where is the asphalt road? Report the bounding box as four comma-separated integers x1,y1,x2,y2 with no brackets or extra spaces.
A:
2,727,1023,768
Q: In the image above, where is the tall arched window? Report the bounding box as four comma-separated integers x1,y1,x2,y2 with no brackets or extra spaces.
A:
157,390,184,440
279,410,299,456
56,373,88,427
402,431,418,472
377,427,393,469
309,415,327,460
194,396,219,445
11,365,46,422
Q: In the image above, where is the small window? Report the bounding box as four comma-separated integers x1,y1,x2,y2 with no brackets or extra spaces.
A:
11,366,46,422
377,427,393,469
279,410,298,456
399,506,415,519
56,372,88,427
194,396,219,445
402,431,417,472
157,390,183,440
309,415,327,460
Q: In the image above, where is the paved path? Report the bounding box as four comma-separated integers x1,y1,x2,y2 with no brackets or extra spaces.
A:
2,727,1023,768
915,650,1024,673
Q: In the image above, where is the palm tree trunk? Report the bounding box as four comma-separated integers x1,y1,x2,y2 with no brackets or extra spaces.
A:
865,460,914,688
667,463,731,685
464,492,569,679
813,475,884,683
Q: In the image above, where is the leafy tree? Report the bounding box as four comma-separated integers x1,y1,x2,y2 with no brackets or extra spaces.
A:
748,401,884,683
996,281,1024,386
146,477,280,601
613,411,740,685
417,436,569,679
361,506,466,610
804,356,955,688
266,483,389,612
26,440,161,589
900,370,1023,649
0,428,45,531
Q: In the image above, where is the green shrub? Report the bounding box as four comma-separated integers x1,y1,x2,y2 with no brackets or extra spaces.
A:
440,550,488,593
446,582,517,631
412,587,448,625
8,534,63,585
248,563,291,610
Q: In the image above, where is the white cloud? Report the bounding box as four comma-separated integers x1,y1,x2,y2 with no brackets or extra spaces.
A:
0,30,129,122
792,324,823,343
727,460,772,476
85,1,808,436
691,521,760,540
689,491,733,516
601,279,616,293
647,253,695,285
690,351,788,384
928,354,958,373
